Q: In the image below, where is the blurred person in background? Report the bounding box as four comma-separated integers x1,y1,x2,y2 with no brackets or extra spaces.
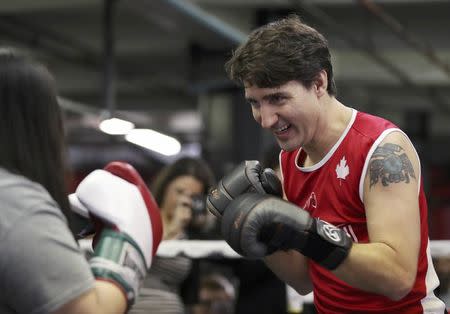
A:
130,157,216,314
190,273,235,314
0,47,162,314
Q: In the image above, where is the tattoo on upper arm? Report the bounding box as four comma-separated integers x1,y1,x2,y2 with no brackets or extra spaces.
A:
369,143,416,188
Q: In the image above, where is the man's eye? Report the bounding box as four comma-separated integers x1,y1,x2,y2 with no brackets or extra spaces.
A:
271,95,284,103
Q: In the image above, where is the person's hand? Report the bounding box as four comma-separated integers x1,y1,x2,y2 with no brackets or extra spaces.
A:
70,161,163,306
190,209,207,229
206,160,282,218
221,193,352,270
173,194,193,231
163,194,193,239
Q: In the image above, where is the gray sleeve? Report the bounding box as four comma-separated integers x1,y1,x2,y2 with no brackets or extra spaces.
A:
0,206,95,314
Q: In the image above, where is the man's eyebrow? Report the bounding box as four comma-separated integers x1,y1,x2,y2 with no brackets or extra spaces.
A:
263,91,288,100
245,91,288,102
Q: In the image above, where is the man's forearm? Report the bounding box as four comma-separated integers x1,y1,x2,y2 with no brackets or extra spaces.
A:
333,242,417,300
264,250,312,295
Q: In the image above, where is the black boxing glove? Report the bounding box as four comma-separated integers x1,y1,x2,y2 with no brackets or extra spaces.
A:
221,193,352,270
206,160,282,218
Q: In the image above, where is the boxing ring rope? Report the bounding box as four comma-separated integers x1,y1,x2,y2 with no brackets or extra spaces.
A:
79,239,450,311
79,239,450,259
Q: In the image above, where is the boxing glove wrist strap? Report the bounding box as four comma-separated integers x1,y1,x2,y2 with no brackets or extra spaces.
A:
268,219,352,270
89,229,146,306
303,219,352,270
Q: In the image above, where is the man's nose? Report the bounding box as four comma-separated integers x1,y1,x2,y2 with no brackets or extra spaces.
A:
259,105,278,129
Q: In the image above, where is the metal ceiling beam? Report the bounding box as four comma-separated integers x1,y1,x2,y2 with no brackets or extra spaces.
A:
102,0,118,117
58,97,99,115
357,0,450,79
0,16,99,68
192,0,448,5
0,0,98,13
291,0,450,114
289,0,450,113
290,0,415,86
165,0,247,45
0,15,165,97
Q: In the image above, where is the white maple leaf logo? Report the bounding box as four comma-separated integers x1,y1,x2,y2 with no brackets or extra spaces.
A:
336,156,349,181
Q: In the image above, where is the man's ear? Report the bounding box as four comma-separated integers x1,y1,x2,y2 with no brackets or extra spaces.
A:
314,70,328,97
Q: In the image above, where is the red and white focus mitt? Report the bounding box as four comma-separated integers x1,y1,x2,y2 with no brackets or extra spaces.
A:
70,161,163,306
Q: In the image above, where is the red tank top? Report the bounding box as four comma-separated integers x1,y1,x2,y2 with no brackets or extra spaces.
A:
280,109,446,313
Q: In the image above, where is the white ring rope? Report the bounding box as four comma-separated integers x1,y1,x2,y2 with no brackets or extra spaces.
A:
79,239,450,259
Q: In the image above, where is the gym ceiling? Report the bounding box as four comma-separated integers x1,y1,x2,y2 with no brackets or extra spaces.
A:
1,0,449,171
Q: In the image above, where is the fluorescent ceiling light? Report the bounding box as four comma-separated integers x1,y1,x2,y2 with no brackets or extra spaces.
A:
99,117,135,135
125,129,181,156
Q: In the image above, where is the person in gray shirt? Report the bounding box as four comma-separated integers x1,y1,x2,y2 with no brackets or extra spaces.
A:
0,48,163,314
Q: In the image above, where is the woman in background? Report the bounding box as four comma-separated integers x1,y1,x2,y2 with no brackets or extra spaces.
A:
153,157,216,241
130,157,216,314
